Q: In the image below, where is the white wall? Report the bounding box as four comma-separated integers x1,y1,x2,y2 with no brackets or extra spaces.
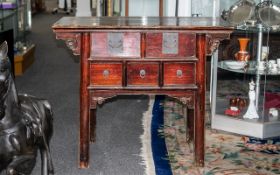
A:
165,0,191,17
76,0,91,16
77,0,271,18
121,0,159,16
121,0,191,17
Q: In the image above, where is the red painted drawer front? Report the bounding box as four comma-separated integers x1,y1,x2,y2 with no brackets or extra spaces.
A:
146,32,196,58
163,62,195,86
90,63,123,86
91,32,140,57
127,62,159,86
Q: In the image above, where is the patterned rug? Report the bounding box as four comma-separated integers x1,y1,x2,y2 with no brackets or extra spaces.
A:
161,97,280,175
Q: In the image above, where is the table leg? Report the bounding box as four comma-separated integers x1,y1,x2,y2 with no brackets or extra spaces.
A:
90,108,96,142
194,94,204,166
80,102,90,168
195,33,206,166
186,107,194,143
79,33,91,168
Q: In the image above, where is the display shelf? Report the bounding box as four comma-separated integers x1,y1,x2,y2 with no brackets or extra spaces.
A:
215,94,280,136
0,9,14,19
211,30,280,139
211,67,280,139
210,0,280,139
218,61,280,75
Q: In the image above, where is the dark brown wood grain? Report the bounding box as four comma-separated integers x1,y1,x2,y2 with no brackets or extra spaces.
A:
195,34,206,167
127,62,159,86
187,108,194,142
163,62,195,86
53,16,233,169
52,17,233,31
141,33,146,58
89,90,195,108
90,62,123,86
90,109,96,143
79,33,91,169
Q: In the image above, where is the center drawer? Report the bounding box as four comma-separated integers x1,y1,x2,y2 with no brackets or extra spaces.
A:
127,62,159,86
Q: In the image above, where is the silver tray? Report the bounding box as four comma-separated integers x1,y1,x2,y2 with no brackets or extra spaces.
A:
256,0,280,28
221,0,256,25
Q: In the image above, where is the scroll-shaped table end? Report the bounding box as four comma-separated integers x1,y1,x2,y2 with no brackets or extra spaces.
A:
55,33,81,56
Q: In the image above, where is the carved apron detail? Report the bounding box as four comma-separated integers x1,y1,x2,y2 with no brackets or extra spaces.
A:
91,96,117,109
207,33,231,54
56,33,81,55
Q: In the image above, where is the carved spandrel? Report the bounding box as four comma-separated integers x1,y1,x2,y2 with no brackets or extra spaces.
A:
208,39,220,54
56,33,81,55
91,95,117,109
207,33,231,55
169,95,194,109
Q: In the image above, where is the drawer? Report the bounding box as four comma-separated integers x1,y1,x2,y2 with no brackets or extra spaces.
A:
163,62,195,86
127,62,159,86
90,62,123,86
91,32,141,58
146,32,196,58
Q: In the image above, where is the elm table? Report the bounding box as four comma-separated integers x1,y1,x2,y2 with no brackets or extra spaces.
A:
52,17,233,168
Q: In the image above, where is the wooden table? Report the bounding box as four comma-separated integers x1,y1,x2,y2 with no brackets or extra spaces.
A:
52,17,233,168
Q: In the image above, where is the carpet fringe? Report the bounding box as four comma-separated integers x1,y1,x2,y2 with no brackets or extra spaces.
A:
140,95,156,175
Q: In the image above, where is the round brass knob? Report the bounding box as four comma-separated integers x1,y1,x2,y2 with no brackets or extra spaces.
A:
176,69,183,78
103,70,109,78
139,69,146,78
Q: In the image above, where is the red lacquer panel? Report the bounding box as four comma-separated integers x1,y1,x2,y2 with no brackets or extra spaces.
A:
90,62,123,86
91,32,140,58
163,62,195,86
146,32,196,58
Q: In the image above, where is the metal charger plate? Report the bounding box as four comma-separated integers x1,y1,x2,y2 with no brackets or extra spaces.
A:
256,0,280,28
221,0,256,25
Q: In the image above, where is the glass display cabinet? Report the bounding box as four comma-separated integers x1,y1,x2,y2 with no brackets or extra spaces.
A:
0,0,33,75
210,0,280,139
0,0,31,41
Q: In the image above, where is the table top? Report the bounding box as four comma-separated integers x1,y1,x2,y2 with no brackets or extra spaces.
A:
52,17,234,31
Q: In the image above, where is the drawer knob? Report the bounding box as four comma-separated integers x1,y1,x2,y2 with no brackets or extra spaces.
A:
139,69,146,78
103,70,110,78
176,70,183,78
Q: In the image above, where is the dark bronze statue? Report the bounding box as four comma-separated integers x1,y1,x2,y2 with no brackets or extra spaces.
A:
0,41,54,175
